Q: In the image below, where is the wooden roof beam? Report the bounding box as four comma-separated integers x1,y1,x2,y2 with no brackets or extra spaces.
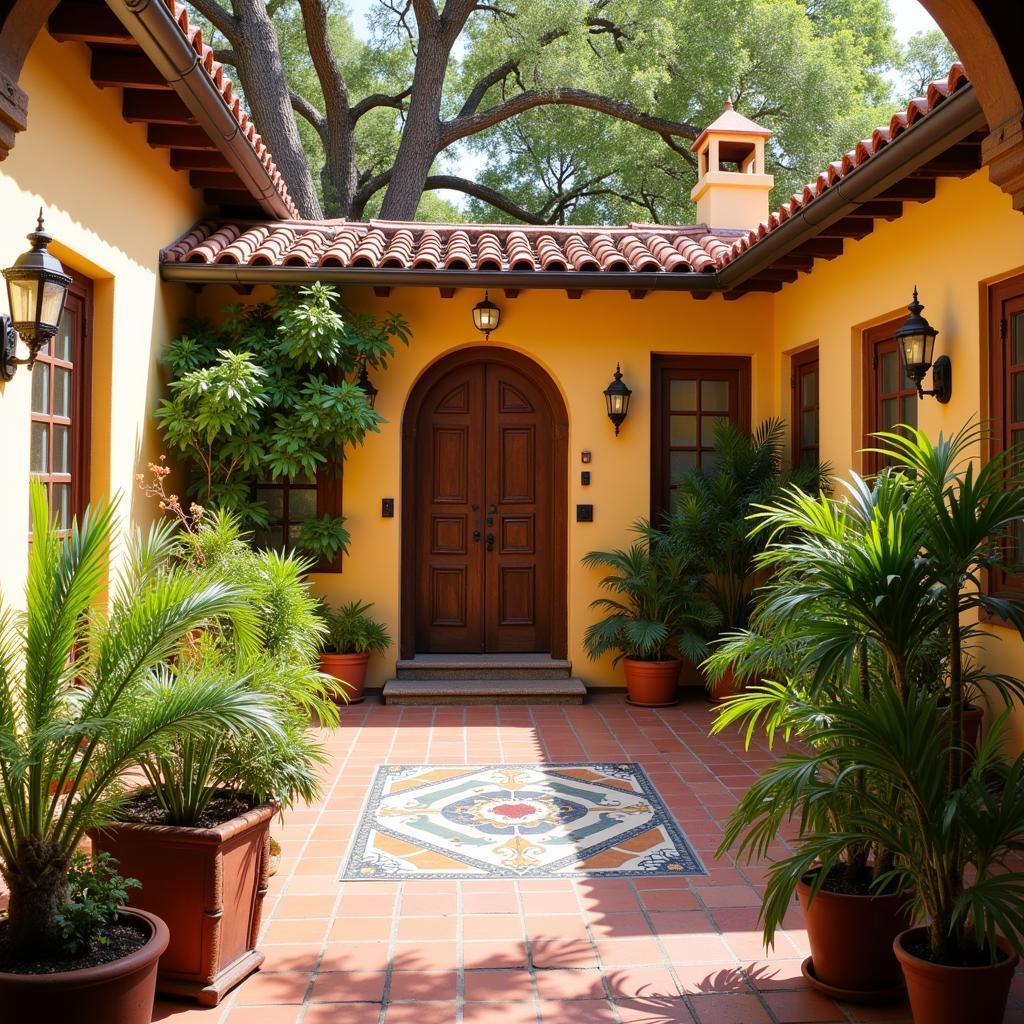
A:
91,50,172,90
815,218,875,240
123,90,194,124
49,3,134,45
878,178,937,202
146,125,215,151
170,150,234,171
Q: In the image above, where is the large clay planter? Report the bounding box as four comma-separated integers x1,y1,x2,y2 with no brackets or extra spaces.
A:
0,908,168,1024
797,869,913,1003
90,800,276,1006
708,665,745,702
894,926,1019,1024
320,651,369,703
623,658,681,707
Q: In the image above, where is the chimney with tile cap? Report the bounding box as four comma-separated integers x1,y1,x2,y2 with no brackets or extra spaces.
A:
690,100,774,231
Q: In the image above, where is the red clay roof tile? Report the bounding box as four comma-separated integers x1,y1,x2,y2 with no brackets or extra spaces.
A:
160,64,971,280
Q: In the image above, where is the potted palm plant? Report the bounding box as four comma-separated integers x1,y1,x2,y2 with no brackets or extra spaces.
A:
713,424,1024,1017
91,510,340,1006
0,485,266,1023
665,419,827,699
318,599,391,703
583,519,719,706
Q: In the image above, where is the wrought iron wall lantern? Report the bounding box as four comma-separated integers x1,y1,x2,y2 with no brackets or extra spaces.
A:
604,363,632,435
1,211,72,383
896,287,951,403
472,292,501,340
356,361,378,409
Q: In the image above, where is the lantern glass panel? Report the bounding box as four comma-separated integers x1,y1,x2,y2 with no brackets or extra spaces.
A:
7,277,38,323
40,278,67,329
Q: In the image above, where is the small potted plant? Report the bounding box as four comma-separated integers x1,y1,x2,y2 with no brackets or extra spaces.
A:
318,600,392,703
92,510,340,1006
666,419,826,700
583,519,718,706
0,485,259,1023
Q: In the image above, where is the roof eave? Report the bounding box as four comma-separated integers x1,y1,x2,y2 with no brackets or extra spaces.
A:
105,0,294,220
717,82,986,288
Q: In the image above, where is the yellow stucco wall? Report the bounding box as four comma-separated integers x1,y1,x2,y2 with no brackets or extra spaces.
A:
199,283,776,689
0,30,200,602
774,168,1024,750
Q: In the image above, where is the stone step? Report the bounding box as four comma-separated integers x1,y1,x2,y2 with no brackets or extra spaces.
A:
382,678,587,705
396,654,572,680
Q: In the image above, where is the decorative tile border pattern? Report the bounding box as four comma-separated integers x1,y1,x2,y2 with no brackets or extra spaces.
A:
342,763,706,880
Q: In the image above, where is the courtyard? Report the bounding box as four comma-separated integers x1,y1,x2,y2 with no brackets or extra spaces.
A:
148,696,1024,1024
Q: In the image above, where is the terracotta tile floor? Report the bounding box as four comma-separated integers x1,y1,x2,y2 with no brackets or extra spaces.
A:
138,693,1021,1023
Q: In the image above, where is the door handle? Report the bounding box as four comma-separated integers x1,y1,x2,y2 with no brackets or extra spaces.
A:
486,532,495,551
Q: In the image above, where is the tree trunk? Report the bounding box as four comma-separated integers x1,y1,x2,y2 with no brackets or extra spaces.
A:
232,0,322,219
2,839,70,958
377,28,449,221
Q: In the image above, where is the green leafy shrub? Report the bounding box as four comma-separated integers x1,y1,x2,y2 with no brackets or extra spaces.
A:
319,600,392,655
155,283,409,562
55,852,140,957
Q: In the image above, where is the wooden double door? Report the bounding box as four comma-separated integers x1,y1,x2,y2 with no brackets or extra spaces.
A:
406,351,566,655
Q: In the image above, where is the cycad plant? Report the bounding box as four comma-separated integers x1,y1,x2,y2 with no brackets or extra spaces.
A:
319,600,392,655
133,509,340,827
663,418,828,632
0,485,276,958
713,423,1024,963
583,519,719,665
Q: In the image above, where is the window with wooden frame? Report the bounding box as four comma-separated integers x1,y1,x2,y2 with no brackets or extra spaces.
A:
791,347,820,469
29,271,92,535
989,273,1024,594
251,468,343,571
651,354,751,519
863,318,918,474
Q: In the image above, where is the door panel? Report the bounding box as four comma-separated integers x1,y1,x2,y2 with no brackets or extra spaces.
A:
414,360,552,653
485,364,551,652
415,364,485,652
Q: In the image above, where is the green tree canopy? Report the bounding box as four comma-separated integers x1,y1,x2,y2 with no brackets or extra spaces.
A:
189,0,957,224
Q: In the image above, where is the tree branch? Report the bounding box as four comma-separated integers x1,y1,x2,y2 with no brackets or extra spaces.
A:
351,88,413,122
213,48,236,66
422,175,546,223
297,0,351,114
187,0,239,40
290,92,327,141
457,60,516,118
441,88,699,148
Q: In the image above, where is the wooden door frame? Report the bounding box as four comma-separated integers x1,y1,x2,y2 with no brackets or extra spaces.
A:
401,346,569,660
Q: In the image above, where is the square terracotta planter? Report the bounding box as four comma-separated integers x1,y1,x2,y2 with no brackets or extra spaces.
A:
90,799,277,1006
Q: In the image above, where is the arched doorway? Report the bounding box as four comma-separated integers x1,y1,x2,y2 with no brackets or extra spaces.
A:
400,346,568,660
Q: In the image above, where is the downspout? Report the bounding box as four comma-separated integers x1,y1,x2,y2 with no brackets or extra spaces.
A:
105,0,293,220
717,84,987,289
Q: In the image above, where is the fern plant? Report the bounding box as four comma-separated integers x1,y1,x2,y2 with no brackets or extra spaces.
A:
319,600,392,655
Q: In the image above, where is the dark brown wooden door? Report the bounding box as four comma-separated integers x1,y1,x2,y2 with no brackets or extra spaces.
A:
414,361,553,653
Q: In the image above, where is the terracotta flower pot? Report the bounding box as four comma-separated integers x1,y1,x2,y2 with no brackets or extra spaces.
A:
894,926,1019,1024
708,665,745,702
623,658,681,707
0,908,168,1024
320,651,370,703
797,868,913,1003
90,799,277,1006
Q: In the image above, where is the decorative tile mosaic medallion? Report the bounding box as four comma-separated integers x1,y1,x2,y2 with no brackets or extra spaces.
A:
342,763,705,880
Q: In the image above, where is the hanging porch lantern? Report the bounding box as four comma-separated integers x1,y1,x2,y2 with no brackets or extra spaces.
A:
472,291,501,340
604,363,632,436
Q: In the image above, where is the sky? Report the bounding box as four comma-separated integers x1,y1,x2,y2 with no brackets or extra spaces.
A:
341,0,946,210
